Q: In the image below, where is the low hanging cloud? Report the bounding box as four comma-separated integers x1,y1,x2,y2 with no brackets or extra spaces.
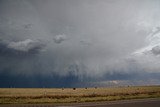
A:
53,34,67,44
0,39,46,55
7,39,45,53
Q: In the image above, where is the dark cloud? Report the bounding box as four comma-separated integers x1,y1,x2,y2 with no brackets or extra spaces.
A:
1,71,160,88
0,0,160,87
151,46,160,55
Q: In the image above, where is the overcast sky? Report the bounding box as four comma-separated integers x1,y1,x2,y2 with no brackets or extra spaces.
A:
0,0,160,87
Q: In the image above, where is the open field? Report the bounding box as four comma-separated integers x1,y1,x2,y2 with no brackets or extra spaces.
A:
0,86,160,104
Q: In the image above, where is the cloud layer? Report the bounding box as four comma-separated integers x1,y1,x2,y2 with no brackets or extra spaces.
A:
1,0,160,87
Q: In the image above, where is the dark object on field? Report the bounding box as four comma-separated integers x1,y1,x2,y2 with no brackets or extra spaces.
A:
62,88,64,90
73,88,76,90
85,87,87,89
95,87,97,89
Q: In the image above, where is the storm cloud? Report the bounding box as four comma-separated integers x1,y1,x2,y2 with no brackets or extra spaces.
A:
1,0,160,87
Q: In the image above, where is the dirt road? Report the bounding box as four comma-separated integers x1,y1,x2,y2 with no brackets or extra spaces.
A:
0,98,160,107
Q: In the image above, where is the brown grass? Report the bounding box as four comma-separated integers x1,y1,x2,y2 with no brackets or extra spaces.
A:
0,86,160,104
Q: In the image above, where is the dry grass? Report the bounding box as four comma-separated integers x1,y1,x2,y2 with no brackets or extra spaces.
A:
0,86,160,104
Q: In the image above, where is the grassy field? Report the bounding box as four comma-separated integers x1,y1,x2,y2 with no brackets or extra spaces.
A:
0,86,160,104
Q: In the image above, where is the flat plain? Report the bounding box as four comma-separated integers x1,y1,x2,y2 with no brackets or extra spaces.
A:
0,86,160,104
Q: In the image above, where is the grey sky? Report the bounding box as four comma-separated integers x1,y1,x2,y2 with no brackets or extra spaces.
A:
1,0,160,87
